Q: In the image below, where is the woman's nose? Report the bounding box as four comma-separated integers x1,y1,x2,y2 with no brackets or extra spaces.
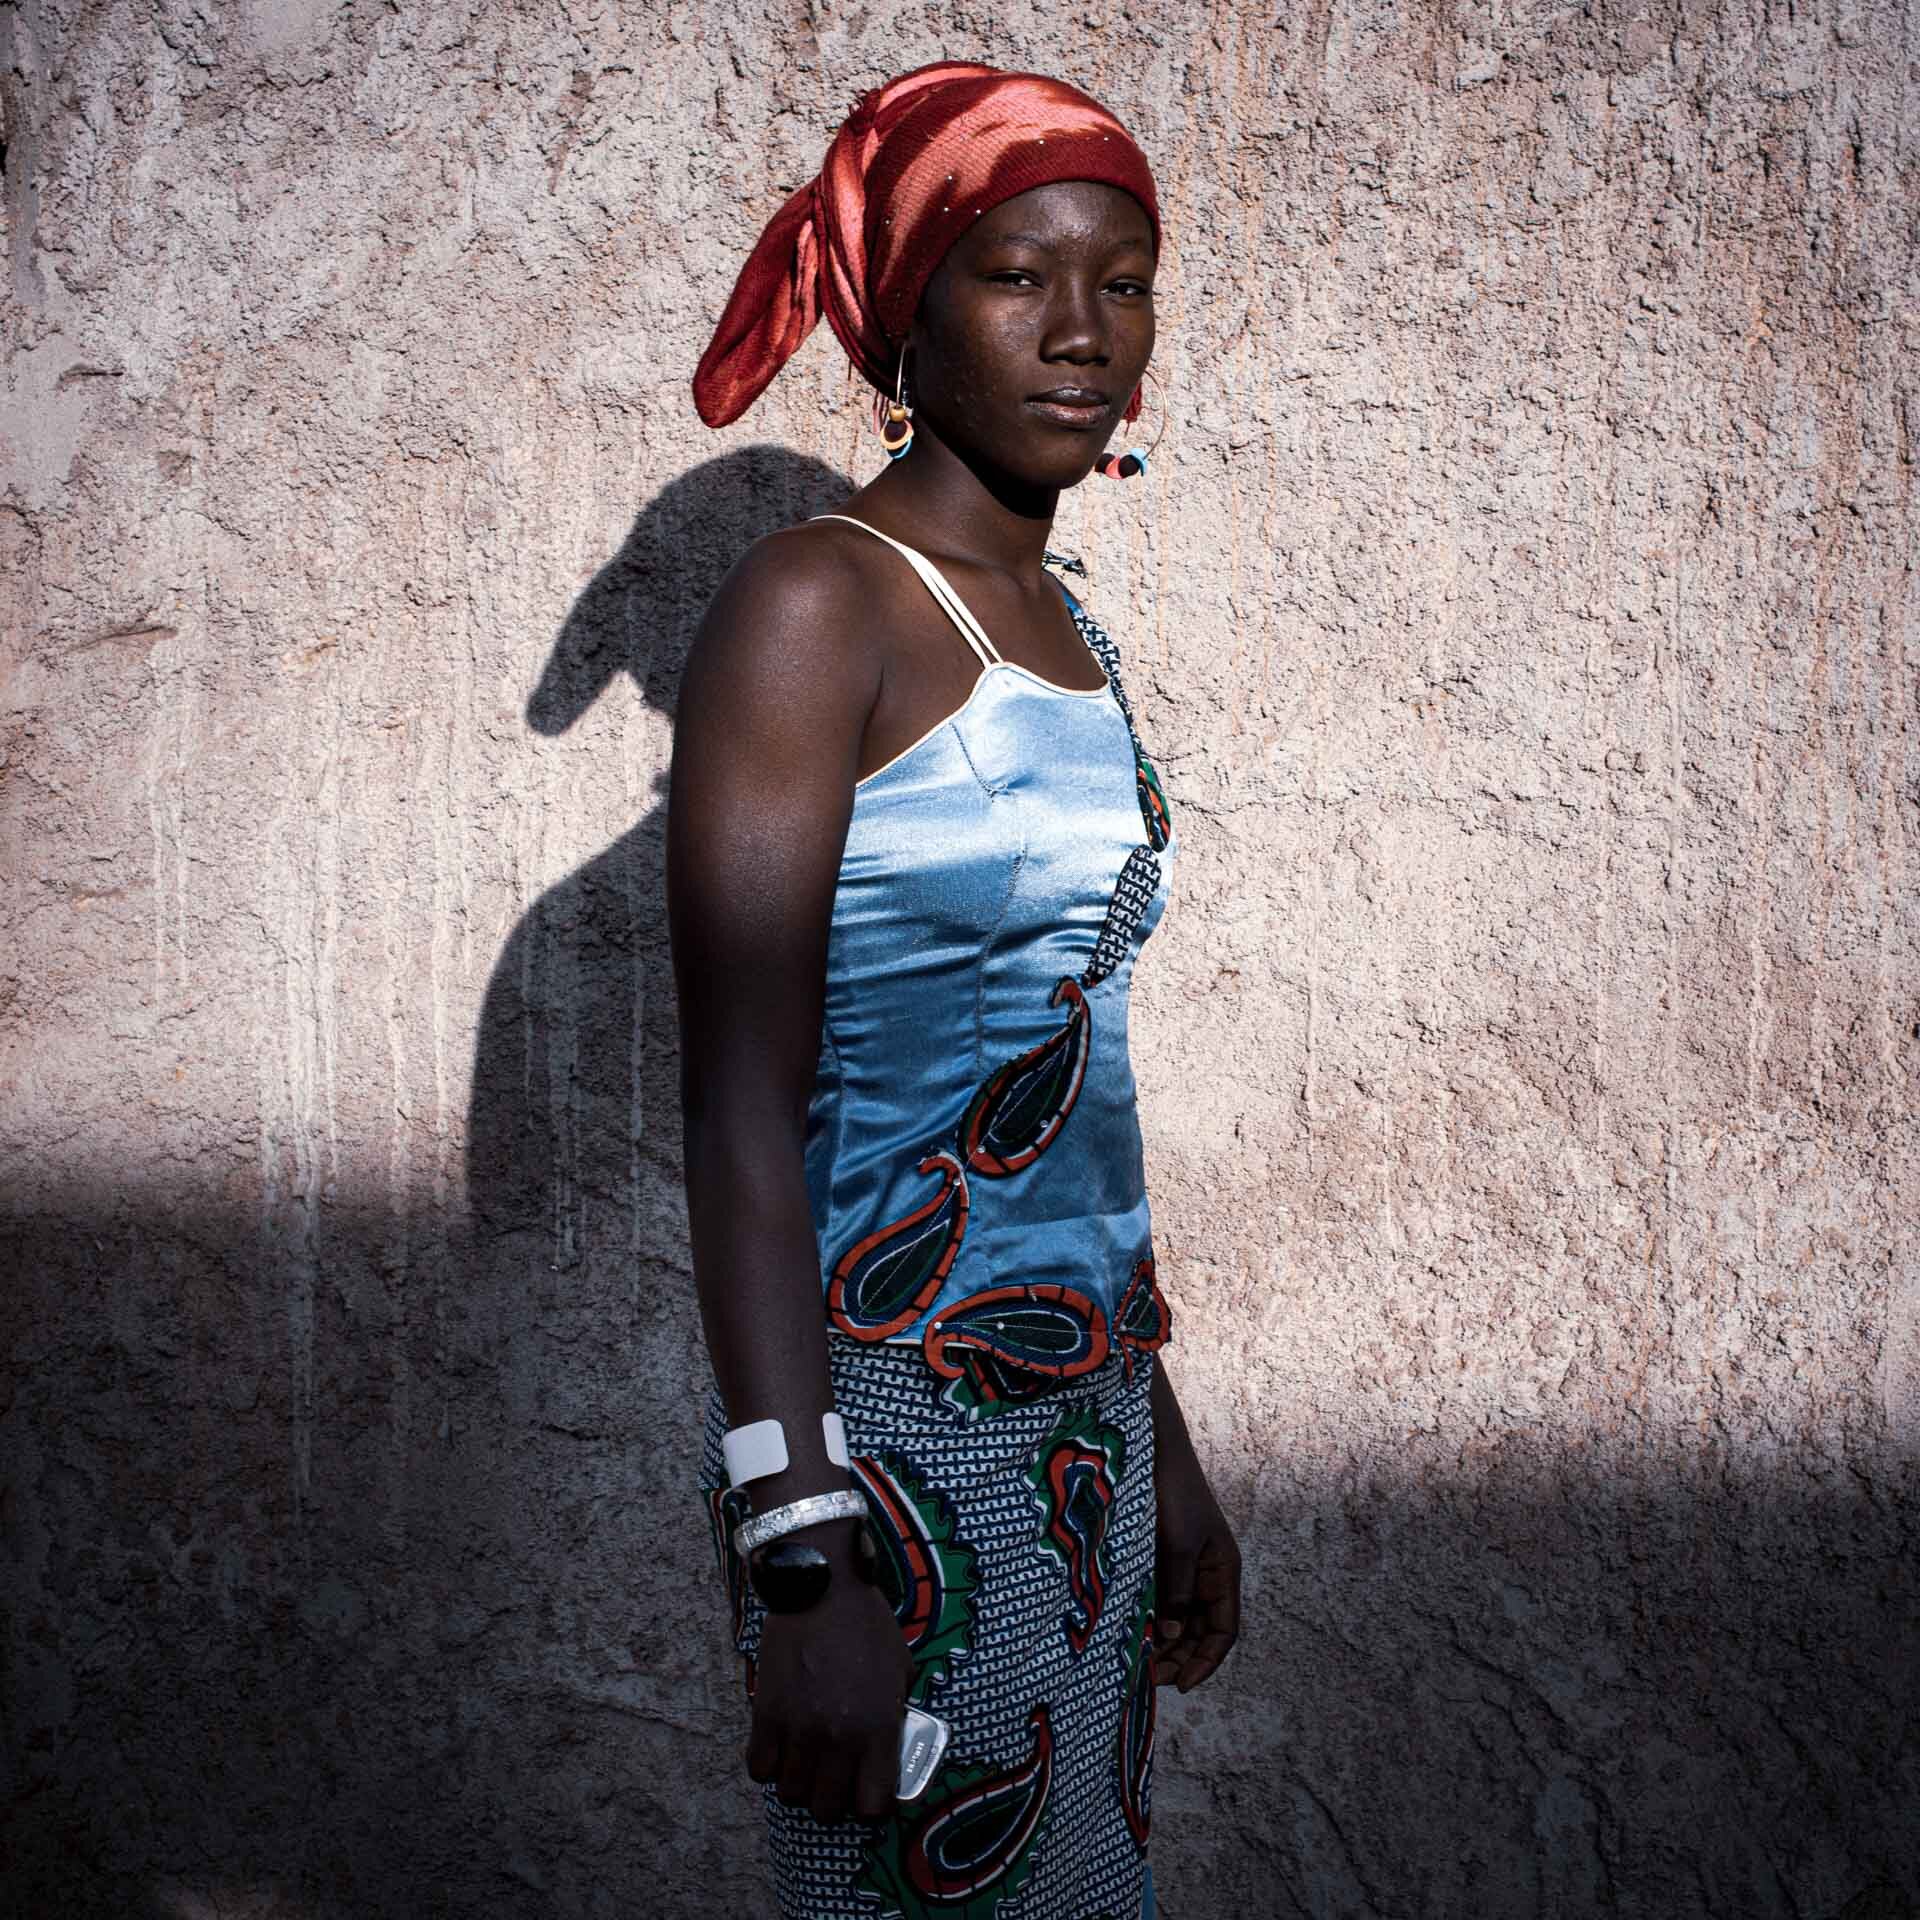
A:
1039,279,1110,363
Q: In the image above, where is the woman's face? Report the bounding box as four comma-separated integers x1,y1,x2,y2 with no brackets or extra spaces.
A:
907,180,1157,493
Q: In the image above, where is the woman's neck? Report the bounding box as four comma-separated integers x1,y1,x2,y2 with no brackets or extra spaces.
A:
854,420,1058,581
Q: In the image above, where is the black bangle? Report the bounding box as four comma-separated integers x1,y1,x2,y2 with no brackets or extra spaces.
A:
747,1517,881,1613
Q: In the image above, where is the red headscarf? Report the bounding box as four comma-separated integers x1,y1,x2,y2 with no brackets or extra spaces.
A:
692,62,1160,429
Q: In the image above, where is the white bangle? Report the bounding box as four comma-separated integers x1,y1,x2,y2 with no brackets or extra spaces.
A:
732,1488,870,1557
722,1411,853,1489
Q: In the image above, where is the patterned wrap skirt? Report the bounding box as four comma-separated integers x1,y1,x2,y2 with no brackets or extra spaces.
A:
700,1333,1159,1920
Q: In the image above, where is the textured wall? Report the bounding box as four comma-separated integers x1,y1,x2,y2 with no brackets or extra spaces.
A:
2,1,1915,1916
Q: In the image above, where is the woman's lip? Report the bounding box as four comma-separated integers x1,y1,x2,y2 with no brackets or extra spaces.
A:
1025,396,1113,429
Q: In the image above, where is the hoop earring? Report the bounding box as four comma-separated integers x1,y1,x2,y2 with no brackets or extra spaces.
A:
1097,368,1165,480
872,346,913,460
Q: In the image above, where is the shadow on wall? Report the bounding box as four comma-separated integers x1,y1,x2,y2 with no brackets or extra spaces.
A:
1,446,860,1920
3,444,1918,1919
468,443,850,1264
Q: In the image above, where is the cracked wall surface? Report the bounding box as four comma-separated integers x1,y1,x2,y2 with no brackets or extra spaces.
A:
2,1,1916,1916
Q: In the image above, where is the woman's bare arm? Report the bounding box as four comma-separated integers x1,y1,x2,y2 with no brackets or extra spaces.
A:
669,524,879,1510
667,523,910,1823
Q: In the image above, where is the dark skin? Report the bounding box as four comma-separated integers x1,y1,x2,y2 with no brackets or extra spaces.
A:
668,181,1241,1829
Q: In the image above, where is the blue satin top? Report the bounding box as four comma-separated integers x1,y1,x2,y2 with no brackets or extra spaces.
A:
805,517,1176,1411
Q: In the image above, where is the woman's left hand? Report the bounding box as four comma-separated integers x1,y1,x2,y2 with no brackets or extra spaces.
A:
1152,1441,1241,1691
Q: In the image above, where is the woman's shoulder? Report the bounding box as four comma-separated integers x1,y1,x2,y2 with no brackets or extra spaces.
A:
702,515,900,652
719,513,903,619
683,514,897,721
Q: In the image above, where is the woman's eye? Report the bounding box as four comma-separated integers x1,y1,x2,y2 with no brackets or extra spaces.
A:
987,269,1039,285
1109,280,1154,297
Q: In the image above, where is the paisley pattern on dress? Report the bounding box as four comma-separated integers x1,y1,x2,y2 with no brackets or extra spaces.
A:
923,1283,1110,1382
701,1330,1155,1920
828,1151,971,1339
1025,1405,1129,1655
1061,582,1175,968
705,1483,755,1700
1135,754,1172,852
936,1349,1063,1424
859,1704,1055,1919
1116,1579,1157,1852
1113,1256,1174,1383
1062,596,1157,776
1081,846,1164,991
851,1448,980,1701
825,578,1174,1424
956,977,1091,1178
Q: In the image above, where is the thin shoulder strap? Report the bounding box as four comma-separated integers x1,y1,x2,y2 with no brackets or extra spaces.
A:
809,514,1004,670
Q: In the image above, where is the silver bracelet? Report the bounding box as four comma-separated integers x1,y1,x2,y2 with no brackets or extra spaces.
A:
732,1488,870,1557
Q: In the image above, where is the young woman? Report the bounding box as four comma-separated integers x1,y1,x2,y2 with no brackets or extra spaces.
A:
670,62,1240,1920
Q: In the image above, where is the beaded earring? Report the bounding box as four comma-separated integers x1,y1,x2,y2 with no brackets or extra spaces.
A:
1096,369,1165,480
872,346,913,460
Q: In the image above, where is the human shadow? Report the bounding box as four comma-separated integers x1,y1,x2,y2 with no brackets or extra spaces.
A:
0,446,857,1920
466,443,849,1263
448,444,856,1899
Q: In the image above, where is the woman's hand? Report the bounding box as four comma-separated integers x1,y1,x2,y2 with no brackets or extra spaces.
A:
1151,1371,1241,1691
745,1526,914,1824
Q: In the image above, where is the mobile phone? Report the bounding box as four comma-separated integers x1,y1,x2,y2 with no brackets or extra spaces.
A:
896,1705,950,1800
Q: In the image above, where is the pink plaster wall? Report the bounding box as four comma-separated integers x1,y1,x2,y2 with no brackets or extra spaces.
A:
2,1,1915,1915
